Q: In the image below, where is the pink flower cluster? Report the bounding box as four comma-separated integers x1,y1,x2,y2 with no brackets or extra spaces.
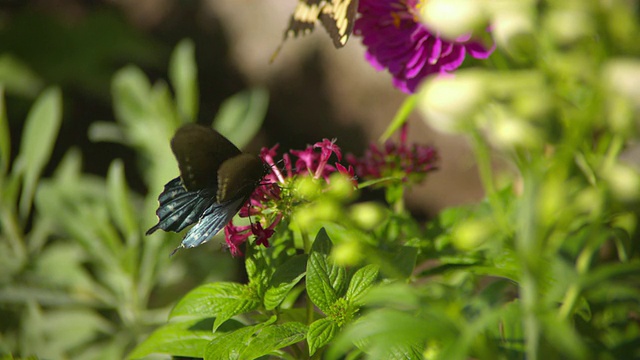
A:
223,139,353,256
347,124,438,183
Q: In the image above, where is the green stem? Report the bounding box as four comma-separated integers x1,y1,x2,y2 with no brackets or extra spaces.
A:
470,128,496,197
518,167,541,360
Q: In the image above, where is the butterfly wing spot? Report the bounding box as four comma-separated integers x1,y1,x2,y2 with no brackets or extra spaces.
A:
217,177,229,204
182,156,198,187
293,2,323,21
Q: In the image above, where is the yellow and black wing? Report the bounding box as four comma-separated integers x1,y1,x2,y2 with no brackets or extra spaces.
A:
273,0,358,60
318,0,359,48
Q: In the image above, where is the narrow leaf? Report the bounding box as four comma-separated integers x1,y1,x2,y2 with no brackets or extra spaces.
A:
213,88,269,149
169,38,199,122
0,86,9,174
106,160,139,247
0,54,44,97
112,66,152,126
308,318,339,356
16,87,63,217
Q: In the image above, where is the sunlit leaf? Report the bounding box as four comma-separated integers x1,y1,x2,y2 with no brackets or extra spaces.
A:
169,38,198,122
15,87,62,218
213,88,268,149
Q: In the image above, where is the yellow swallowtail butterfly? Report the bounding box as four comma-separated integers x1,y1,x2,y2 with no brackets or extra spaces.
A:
272,0,359,60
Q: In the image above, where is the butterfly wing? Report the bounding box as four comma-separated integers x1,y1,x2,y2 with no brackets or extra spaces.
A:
216,153,266,203
145,177,217,235
272,0,356,61
319,0,359,48
282,0,324,42
148,124,268,254
170,124,242,191
178,196,248,251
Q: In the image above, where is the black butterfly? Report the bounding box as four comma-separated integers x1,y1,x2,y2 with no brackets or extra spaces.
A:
273,0,359,60
146,124,268,255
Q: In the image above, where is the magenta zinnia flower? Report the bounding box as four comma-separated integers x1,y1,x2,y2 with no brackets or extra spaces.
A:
355,0,494,93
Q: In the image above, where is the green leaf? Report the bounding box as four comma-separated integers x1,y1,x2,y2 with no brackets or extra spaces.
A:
170,282,260,330
128,318,243,359
240,322,308,359
204,324,263,360
0,54,44,97
541,314,588,359
0,87,9,175
112,66,152,128
345,264,379,305
106,160,139,248
579,261,640,290
244,246,272,293
169,38,199,122
308,317,339,356
327,309,449,360
307,229,347,313
361,283,420,310
264,254,308,310
204,321,306,360
15,87,63,217
202,318,275,359
379,95,416,142
213,88,269,149
38,309,112,356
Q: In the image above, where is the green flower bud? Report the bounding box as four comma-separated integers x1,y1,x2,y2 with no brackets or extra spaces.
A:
349,202,386,230
331,241,363,267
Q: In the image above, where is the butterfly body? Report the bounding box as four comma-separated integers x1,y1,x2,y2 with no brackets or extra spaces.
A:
146,124,267,254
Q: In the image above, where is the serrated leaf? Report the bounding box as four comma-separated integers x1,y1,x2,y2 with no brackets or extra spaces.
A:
204,325,260,360
308,317,339,356
213,88,268,149
239,322,308,359
311,227,333,255
203,318,273,360
128,318,243,359
244,246,271,291
345,264,379,305
264,254,308,310
170,282,260,330
307,229,347,313
15,87,62,217
106,160,138,247
169,38,198,122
